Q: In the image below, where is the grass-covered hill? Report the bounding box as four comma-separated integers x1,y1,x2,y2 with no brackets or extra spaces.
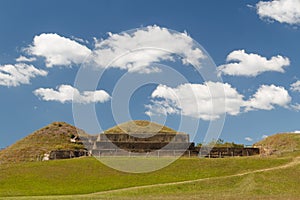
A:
0,122,87,163
104,120,176,134
254,133,300,155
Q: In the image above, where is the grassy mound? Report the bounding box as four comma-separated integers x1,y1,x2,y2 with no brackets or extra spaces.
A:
254,133,300,155
0,122,87,163
104,120,176,134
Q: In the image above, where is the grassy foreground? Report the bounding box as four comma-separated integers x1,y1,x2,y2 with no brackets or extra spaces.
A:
14,162,298,200
98,164,300,200
0,154,299,199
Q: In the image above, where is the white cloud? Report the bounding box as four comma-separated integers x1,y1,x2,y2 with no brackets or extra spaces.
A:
293,130,300,133
145,100,180,117
262,134,268,139
70,36,89,44
247,4,255,9
33,85,110,104
0,63,47,87
290,80,300,92
22,26,205,73
290,81,300,111
146,82,244,120
26,33,92,67
291,103,300,111
16,56,36,62
245,85,291,111
245,137,253,142
218,50,290,77
256,0,300,25
146,82,292,120
93,25,206,73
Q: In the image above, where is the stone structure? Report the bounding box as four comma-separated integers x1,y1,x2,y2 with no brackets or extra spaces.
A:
91,133,195,156
80,121,194,156
48,150,89,160
198,147,260,158
80,120,260,157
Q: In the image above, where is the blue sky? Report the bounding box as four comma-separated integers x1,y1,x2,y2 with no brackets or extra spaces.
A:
1,0,300,148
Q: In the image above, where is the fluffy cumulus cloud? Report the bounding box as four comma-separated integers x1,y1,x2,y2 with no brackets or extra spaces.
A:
290,80,300,92
146,82,292,120
16,56,36,62
26,33,92,67
256,0,300,25
92,25,206,73
33,85,110,104
245,85,291,111
146,82,245,120
218,50,290,77
0,63,47,87
23,26,205,73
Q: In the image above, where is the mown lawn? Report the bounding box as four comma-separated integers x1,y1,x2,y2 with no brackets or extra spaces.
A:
0,155,294,198
99,162,300,200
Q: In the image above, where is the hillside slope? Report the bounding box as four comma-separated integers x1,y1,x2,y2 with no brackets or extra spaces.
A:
254,133,300,155
0,122,87,163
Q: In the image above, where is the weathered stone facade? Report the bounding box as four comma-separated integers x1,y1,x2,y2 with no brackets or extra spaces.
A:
48,150,89,160
79,121,260,157
198,147,260,158
81,133,260,157
83,132,194,155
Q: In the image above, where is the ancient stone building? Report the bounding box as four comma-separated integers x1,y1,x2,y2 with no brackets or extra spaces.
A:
81,120,260,157
94,132,192,151
82,120,194,156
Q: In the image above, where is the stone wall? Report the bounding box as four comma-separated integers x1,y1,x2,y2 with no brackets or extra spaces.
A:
93,141,194,152
81,133,260,157
97,133,189,143
198,147,260,158
49,150,88,160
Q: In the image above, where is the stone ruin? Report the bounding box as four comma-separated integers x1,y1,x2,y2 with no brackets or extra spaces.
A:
88,132,195,156
79,121,260,157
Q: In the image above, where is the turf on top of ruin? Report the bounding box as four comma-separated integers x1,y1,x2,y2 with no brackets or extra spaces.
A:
103,120,177,134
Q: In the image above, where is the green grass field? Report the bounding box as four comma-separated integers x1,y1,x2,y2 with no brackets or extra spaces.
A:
99,164,300,200
1,127,299,200
0,153,299,199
